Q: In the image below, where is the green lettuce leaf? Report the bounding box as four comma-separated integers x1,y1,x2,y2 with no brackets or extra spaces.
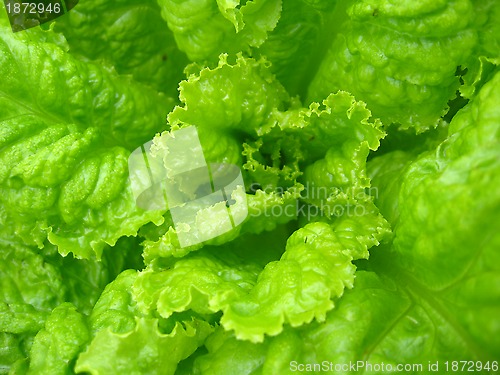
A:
54,0,189,97
168,54,290,164
190,269,496,375
0,245,65,336
255,0,337,97
188,230,499,373
27,303,89,375
35,269,213,375
0,238,144,373
86,270,141,335
145,56,387,263
0,244,64,374
386,70,500,291
2,0,497,372
175,57,500,375
471,0,500,61
141,55,298,259
65,269,214,375
368,70,500,359
135,211,388,343
0,333,28,374
157,0,282,62
460,0,500,100
308,0,478,131
75,317,212,375
131,55,388,343
0,15,169,258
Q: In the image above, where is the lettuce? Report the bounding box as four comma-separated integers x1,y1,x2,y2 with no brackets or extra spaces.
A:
0,0,499,374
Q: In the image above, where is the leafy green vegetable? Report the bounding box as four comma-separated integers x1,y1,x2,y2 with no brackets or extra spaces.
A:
308,0,478,131
157,0,281,62
0,13,168,258
53,0,189,97
76,316,213,375
0,0,499,373
28,303,89,375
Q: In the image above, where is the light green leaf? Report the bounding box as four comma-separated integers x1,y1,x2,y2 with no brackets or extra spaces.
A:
157,0,282,62
0,245,65,335
169,54,290,165
186,50,500,375
75,317,213,375
0,333,28,375
146,59,386,264
308,0,478,131
28,303,89,375
88,270,140,335
192,327,269,375
0,20,169,258
135,211,388,343
471,0,500,60
54,0,189,97
257,0,337,97
191,268,499,374
0,239,145,374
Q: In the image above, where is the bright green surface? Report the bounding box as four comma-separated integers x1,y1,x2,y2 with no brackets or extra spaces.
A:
0,0,499,374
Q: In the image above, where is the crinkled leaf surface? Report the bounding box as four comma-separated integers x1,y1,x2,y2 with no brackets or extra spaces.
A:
0,238,145,373
368,70,500,360
308,0,478,131
54,0,189,97
163,52,500,375
255,0,337,97
190,269,496,374
135,212,388,343
0,13,169,258
27,303,89,375
75,317,213,375
183,72,500,373
1,0,498,373
145,56,387,262
157,0,282,61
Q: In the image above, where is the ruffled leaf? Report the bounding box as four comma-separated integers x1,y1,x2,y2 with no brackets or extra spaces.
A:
190,266,500,373
54,0,189,97
256,0,337,97
0,19,169,258
74,271,214,375
157,0,282,61
308,0,478,131
28,303,90,375
135,210,388,343
75,317,213,375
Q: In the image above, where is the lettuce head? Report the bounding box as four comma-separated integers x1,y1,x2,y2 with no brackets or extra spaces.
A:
0,0,499,374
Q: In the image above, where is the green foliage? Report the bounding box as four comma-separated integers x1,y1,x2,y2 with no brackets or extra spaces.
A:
0,0,499,374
